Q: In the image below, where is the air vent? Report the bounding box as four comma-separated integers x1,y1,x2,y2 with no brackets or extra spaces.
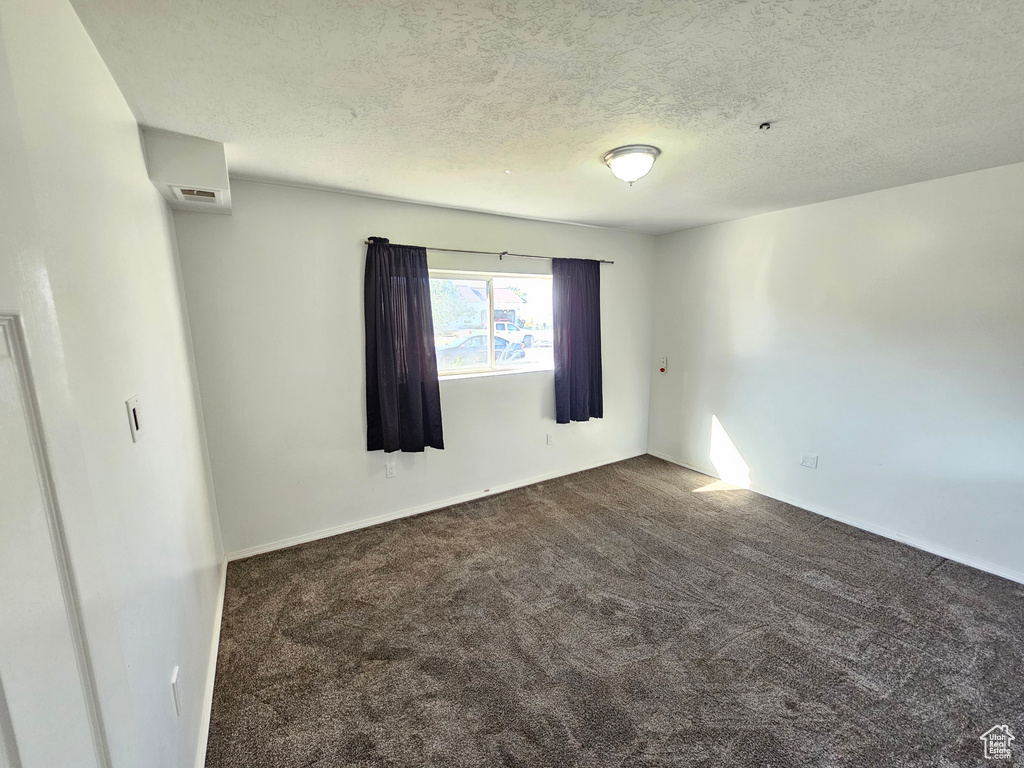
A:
165,182,229,211
171,186,221,205
142,129,231,213
180,188,216,199
176,187,217,202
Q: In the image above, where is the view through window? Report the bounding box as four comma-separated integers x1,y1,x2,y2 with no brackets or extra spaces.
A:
429,271,554,375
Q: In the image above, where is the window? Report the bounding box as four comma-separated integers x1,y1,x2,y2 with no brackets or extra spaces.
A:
429,270,554,376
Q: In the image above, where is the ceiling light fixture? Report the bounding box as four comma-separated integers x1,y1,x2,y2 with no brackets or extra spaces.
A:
603,144,661,185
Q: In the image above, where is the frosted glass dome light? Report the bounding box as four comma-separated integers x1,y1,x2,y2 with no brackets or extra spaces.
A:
603,145,661,185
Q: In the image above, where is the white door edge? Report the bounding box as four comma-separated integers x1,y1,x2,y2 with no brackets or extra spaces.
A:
0,314,111,768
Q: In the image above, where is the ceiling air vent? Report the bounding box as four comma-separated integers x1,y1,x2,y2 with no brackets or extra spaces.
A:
142,129,232,213
174,187,219,203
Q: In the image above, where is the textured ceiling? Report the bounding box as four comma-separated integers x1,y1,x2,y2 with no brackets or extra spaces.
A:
72,0,1024,234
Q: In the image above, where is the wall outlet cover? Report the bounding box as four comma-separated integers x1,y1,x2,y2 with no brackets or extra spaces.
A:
385,461,396,478
801,453,819,469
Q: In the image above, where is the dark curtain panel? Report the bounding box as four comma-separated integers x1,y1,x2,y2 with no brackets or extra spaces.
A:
552,258,603,424
364,237,444,452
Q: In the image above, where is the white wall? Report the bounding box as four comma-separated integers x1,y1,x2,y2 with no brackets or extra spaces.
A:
0,1,222,766
173,180,655,556
649,163,1024,583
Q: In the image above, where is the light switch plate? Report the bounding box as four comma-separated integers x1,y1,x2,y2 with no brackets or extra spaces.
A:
126,396,142,442
170,666,181,717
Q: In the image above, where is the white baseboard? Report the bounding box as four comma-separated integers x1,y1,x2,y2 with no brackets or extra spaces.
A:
646,449,713,477
647,450,1024,587
226,452,646,561
194,557,227,768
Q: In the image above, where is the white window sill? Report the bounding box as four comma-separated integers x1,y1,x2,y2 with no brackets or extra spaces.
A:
438,367,554,382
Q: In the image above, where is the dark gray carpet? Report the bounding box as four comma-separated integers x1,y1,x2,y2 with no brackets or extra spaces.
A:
206,456,1024,767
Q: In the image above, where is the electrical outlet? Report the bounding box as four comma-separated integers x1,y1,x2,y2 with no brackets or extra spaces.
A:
801,453,818,469
546,433,553,446
170,666,181,717
385,461,396,478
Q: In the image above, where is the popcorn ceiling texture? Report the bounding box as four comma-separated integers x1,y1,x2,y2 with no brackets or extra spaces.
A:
71,0,1024,233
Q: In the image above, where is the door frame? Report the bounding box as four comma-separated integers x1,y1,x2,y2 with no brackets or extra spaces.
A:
0,314,111,768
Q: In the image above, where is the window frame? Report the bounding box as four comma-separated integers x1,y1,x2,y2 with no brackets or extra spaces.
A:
428,268,553,378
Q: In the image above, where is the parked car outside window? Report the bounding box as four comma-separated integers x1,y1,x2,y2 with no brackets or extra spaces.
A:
436,334,525,371
494,321,534,348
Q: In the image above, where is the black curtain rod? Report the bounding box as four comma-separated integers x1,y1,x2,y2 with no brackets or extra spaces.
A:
364,241,614,265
